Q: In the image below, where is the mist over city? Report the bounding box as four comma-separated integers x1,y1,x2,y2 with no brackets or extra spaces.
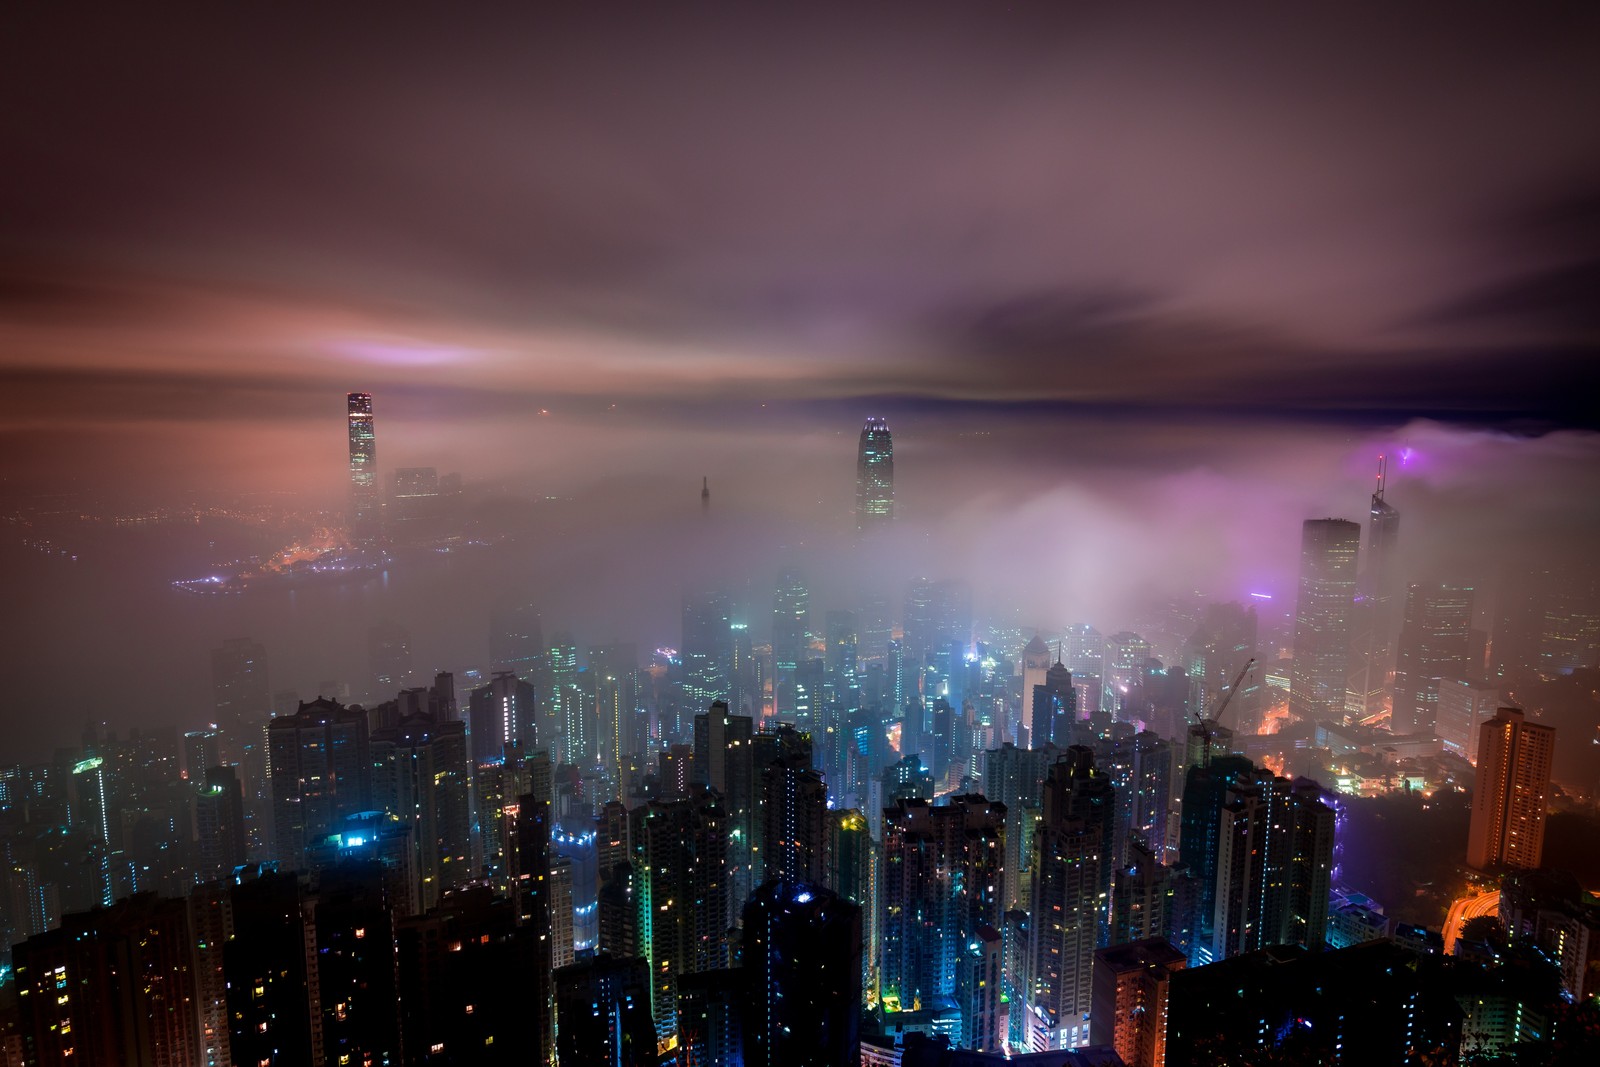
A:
2,5,1599,1067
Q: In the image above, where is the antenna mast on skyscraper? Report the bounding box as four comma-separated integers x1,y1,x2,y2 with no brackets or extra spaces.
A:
1375,453,1388,502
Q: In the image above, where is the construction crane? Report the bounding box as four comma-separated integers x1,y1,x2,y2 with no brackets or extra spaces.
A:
1189,656,1255,768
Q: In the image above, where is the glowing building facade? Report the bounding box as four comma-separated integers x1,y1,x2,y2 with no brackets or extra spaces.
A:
347,391,379,543
855,417,894,532
1289,518,1360,724
1466,707,1555,871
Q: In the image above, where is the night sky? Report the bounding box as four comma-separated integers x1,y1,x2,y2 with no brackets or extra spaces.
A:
3,5,1600,750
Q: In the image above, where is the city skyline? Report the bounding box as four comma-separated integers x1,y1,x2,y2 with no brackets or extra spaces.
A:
2,7,1599,1065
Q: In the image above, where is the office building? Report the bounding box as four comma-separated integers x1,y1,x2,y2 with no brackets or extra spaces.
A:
743,879,863,1067
1466,707,1555,870
856,417,895,532
183,728,221,782
1390,581,1476,735
489,599,545,678
683,590,734,711
1090,938,1186,1067
210,636,270,741
368,620,413,693
1349,458,1403,722
1436,677,1504,762
1289,519,1361,724
1020,636,1052,749
1030,656,1076,751
772,569,811,722
1182,602,1258,734
347,391,379,542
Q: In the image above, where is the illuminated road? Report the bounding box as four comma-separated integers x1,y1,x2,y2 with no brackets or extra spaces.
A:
1441,889,1500,956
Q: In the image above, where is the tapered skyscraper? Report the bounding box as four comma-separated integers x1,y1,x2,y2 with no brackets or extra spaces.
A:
855,417,893,532
347,392,379,543
1289,518,1360,724
1350,456,1402,721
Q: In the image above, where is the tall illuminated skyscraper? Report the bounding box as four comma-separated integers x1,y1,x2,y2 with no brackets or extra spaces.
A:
347,391,379,543
1289,518,1360,724
1026,747,1115,1051
855,417,894,532
1350,457,1402,720
1390,581,1475,735
682,590,733,710
1467,707,1555,871
772,569,810,721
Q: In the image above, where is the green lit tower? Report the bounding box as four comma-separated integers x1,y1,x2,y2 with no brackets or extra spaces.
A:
855,417,894,532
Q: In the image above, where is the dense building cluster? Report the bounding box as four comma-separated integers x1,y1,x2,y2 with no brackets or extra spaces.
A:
1,416,1597,1067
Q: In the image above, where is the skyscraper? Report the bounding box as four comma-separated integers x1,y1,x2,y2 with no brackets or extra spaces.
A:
1090,938,1187,1067
1211,777,1335,960
742,880,863,1067
194,765,247,881
1467,707,1555,871
489,600,544,678
1175,755,1256,966
1030,656,1076,750
1390,581,1476,735
267,697,372,871
370,712,473,911
12,893,201,1067
982,742,1053,910
632,791,731,1042
1020,635,1053,749
467,671,538,763
553,953,657,1067
347,391,379,543
1289,518,1361,724
760,746,829,885
210,637,270,756
880,795,1005,1032
1351,456,1403,720
1026,747,1115,1051
772,568,811,722
855,417,894,532
368,620,413,693
682,590,733,711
